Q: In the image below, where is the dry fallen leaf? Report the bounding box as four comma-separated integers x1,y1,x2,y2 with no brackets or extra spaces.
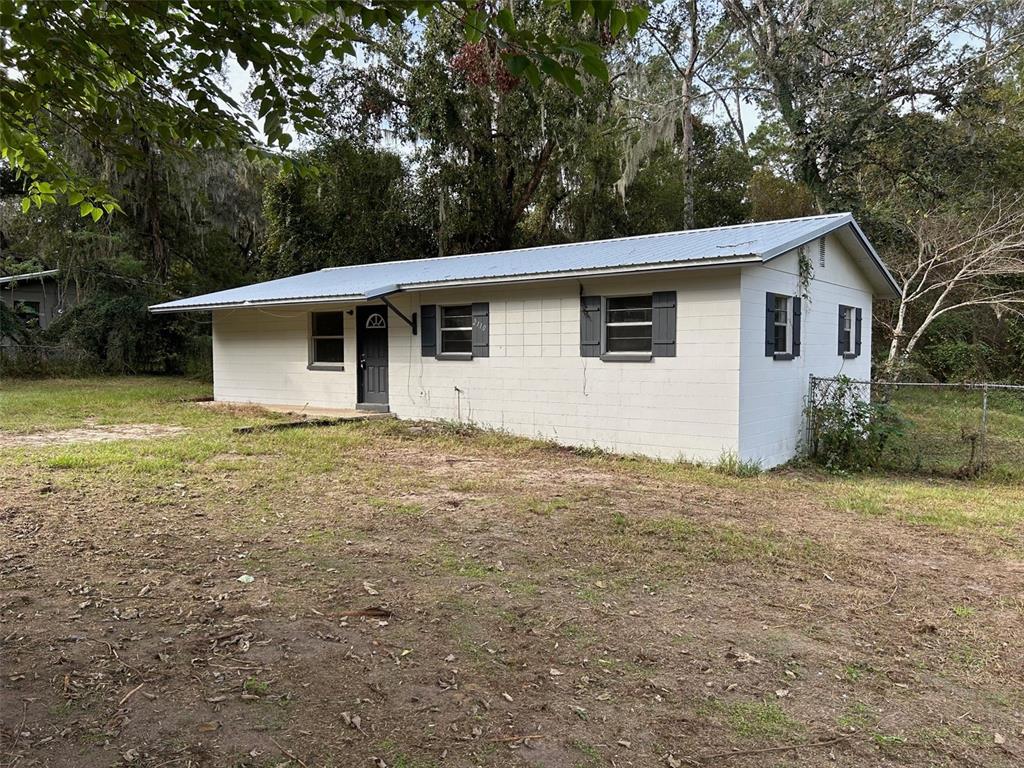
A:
549,668,564,676
363,581,380,596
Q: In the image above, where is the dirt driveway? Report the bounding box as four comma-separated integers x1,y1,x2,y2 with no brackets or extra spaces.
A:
2,413,1022,768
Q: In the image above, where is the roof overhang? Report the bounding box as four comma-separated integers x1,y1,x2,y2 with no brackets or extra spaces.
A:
0,268,59,285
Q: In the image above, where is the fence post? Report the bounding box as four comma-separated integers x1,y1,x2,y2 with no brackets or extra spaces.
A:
806,374,817,457
980,385,989,468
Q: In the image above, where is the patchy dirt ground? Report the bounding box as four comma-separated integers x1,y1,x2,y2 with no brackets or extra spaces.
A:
2,414,1023,768
0,423,188,448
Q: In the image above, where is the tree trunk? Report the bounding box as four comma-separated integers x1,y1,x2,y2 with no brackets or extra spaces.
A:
681,80,694,229
884,296,909,377
141,138,167,281
681,0,699,230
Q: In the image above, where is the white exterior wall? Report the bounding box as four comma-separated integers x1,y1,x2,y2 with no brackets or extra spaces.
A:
209,238,879,466
385,271,742,462
212,303,359,410
738,234,874,468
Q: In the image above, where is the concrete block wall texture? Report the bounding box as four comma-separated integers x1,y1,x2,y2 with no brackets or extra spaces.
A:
212,234,876,466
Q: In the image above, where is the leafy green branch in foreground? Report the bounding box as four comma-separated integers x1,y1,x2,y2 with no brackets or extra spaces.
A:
0,0,644,217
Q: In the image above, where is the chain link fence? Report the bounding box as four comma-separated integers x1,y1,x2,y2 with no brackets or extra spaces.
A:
0,342,96,377
807,376,1024,479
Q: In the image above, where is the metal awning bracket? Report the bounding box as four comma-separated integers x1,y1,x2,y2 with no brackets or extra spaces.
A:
380,295,417,335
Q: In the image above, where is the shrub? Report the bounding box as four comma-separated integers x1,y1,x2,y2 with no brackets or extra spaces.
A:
808,376,904,471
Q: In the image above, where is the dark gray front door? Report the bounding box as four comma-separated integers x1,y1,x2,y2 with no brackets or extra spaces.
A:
357,306,389,407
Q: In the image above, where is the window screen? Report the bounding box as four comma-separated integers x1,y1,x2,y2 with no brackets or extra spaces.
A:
605,296,653,353
311,312,344,364
841,306,854,354
773,295,790,354
440,305,473,354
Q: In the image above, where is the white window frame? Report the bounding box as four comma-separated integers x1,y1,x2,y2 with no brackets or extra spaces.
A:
439,304,474,358
773,294,792,357
602,294,654,359
308,311,345,370
840,305,855,357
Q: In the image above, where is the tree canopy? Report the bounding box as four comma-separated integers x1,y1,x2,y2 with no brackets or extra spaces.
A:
2,0,1023,382
0,0,646,215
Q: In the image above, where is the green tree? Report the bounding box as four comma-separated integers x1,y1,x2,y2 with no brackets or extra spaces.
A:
1,0,643,215
1,137,267,373
618,120,753,234
260,140,432,278
722,0,989,209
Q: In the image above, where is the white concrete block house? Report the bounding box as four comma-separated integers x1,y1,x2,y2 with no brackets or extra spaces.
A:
152,213,898,468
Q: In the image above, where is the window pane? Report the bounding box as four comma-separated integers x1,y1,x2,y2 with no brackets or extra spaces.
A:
313,338,344,363
607,324,652,353
441,328,472,353
774,323,788,353
607,296,652,324
441,305,472,329
313,312,344,337
774,296,788,325
607,307,652,324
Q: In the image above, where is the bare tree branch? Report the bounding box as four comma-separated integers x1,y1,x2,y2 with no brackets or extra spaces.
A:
884,192,1024,374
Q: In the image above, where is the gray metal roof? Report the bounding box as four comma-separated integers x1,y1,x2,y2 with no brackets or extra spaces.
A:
151,213,898,312
0,268,59,285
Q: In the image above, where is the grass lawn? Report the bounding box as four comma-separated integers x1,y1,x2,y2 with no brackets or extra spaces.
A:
874,385,1024,480
2,377,1023,768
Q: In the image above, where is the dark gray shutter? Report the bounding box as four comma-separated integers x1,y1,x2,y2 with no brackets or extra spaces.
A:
472,302,489,357
652,291,677,357
421,304,436,356
764,293,775,356
855,307,863,357
580,296,601,357
838,305,846,355
792,296,802,357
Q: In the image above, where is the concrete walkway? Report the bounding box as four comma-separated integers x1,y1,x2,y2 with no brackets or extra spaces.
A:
199,401,394,421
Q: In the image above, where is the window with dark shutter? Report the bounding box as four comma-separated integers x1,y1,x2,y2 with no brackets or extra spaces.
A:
792,296,802,357
855,307,863,357
420,304,437,356
580,296,601,357
652,291,677,357
604,295,653,354
440,305,473,354
838,305,860,357
838,305,848,355
766,292,798,359
773,294,790,354
580,293,671,361
471,302,489,357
